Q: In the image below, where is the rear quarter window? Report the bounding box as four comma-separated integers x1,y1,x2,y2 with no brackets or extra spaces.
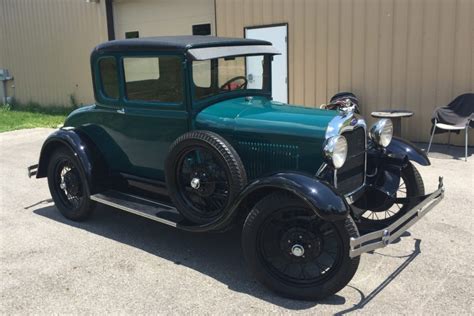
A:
99,57,119,99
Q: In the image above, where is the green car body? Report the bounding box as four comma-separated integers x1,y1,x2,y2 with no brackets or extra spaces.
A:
65,96,338,181
64,36,344,184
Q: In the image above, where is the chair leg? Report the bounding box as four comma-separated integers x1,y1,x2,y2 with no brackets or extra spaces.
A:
427,125,436,154
465,126,468,162
447,130,452,155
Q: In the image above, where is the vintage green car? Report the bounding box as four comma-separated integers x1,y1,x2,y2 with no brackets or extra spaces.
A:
28,36,444,300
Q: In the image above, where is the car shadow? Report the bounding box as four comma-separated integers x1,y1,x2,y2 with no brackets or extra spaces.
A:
32,204,341,309
334,239,422,315
31,203,419,310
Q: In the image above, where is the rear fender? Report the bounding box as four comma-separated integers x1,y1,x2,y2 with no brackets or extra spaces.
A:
235,172,350,222
36,128,105,193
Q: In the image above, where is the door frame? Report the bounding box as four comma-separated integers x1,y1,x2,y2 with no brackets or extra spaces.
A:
244,23,289,103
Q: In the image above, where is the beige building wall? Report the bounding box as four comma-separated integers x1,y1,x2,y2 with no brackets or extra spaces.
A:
113,0,216,39
216,0,474,145
0,0,108,107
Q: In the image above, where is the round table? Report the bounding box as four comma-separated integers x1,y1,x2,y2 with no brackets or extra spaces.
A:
371,110,414,137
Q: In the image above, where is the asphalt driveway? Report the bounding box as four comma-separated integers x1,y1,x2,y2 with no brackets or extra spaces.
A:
1,128,473,314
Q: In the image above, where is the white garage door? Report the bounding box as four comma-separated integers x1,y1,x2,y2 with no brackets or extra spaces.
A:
245,24,288,103
113,0,215,39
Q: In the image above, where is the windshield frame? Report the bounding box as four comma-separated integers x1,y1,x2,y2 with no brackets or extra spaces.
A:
190,54,273,109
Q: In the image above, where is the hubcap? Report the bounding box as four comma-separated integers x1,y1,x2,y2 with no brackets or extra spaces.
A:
291,244,305,257
177,146,231,219
259,208,342,285
54,159,83,209
190,177,201,189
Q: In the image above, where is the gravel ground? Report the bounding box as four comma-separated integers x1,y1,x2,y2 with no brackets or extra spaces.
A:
1,128,473,314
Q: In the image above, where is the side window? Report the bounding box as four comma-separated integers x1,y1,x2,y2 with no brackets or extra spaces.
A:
192,60,211,88
123,56,183,103
99,57,119,99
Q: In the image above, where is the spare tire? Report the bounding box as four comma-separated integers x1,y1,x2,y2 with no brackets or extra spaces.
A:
165,131,247,225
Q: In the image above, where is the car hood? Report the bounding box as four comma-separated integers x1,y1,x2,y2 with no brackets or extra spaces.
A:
195,96,339,140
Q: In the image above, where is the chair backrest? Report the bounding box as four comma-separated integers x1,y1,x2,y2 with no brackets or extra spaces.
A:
433,93,474,127
444,93,474,115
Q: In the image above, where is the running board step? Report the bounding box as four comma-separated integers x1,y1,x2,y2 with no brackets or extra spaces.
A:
90,190,186,227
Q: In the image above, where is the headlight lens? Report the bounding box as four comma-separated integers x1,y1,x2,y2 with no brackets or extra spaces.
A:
323,135,348,169
370,119,393,147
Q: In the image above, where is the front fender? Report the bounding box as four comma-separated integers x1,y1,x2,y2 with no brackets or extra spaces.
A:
236,172,350,221
36,128,105,193
386,136,430,166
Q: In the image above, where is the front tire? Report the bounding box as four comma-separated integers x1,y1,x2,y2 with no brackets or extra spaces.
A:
47,147,94,221
242,192,359,300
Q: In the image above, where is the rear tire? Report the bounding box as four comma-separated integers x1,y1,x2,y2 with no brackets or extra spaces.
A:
47,147,94,221
242,192,359,300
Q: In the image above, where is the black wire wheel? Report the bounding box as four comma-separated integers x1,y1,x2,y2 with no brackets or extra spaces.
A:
242,192,360,300
358,162,425,227
165,131,247,225
47,147,94,221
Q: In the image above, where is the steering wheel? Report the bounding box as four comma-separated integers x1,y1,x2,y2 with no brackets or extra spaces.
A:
220,76,248,91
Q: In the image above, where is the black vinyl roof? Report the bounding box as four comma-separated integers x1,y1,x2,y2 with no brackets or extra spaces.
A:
94,36,272,54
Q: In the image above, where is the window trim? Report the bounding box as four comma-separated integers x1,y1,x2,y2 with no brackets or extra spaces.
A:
190,54,272,109
120,53,186,109
96,56,120,103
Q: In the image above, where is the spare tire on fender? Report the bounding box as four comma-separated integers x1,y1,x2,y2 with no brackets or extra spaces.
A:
165,130,247,225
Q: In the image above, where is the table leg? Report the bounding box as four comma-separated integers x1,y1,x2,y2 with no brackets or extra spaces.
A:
392,117,402,137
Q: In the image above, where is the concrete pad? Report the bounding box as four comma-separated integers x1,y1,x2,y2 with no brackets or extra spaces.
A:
1,128,473,314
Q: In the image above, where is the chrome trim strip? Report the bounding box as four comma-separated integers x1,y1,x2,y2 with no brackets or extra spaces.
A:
90,193,179,227
315,162,328,177
349,177,445,258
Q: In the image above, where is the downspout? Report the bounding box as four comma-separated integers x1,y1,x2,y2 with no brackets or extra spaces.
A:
105,0,115,40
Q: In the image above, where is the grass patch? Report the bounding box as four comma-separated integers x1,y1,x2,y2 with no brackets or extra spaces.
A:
0,103,69,133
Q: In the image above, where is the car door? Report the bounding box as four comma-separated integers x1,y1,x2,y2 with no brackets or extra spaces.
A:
113,54,190,180
87,54,190,181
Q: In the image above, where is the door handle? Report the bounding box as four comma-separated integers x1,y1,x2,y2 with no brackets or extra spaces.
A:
116,108,125,114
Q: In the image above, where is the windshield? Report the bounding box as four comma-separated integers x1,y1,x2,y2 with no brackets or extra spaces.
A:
192,55,270,101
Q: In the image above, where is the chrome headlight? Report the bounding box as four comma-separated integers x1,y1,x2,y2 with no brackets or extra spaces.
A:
370,119,393,147
323,135,348,169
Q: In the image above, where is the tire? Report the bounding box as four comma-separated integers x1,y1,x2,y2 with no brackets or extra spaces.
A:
165,130,247,225
242,192,360,300
47,147,95,221
358,162,425,228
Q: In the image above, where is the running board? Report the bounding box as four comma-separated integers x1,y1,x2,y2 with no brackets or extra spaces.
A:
90,190,185,227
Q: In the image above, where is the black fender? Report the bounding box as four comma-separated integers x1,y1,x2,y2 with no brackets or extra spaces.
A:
234,172,350,221
355,143,415,211
176,172,349,232
386,136,430,166
36,128,106,193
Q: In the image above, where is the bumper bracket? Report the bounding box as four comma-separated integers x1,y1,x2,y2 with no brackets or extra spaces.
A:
350,176,445,258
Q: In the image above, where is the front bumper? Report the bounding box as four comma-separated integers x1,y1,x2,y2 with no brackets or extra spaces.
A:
349,176,445,258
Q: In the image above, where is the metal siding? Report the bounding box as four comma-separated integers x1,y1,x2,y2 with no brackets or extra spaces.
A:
0,0,108,106
216,0,474,145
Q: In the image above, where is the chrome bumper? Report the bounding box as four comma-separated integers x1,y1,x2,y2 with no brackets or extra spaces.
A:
349,176,445,258
27,164,38,178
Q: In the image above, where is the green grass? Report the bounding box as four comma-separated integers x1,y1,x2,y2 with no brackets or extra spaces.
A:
0,104,69,133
